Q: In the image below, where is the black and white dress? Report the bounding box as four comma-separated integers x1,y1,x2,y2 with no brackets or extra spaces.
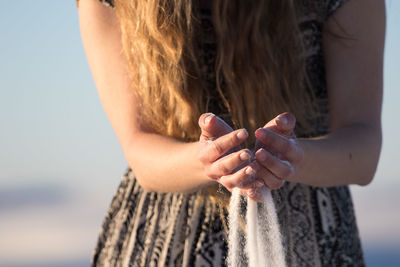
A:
91,0,365,266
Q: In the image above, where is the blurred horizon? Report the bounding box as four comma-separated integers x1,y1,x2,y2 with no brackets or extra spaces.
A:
0,0,399,266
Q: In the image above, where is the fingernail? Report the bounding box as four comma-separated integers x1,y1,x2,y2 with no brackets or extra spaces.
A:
278,115,288,125
204,113,214,125
256,128,266,138
237,129,248,140
257,149,267,161
240,151,250,161
245,166,255,175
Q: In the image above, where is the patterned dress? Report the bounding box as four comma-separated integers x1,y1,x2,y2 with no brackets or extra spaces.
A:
91,0,365,266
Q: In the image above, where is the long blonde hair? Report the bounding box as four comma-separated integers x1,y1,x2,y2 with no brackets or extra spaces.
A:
114,0,317,145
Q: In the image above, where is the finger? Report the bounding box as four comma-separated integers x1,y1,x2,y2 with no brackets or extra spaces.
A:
205,128,248,162
275,112,296,132
239,177,265,190
254,158,286,189
242,185,282,203
208,149,252,178
237,161,264,189
255,148,295,180
199,113,234,141
263,112,296,137
255,128,302,162
218,162,259,191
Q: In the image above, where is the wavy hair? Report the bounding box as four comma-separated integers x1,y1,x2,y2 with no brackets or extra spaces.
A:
113,0,318,221
114,0,317,144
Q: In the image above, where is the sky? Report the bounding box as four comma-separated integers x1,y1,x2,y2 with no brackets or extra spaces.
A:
0,0,399,266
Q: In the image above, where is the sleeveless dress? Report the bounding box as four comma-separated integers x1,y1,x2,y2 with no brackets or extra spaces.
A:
91,0,365,266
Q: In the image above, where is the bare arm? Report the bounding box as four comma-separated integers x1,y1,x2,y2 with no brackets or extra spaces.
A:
253,0,385,187
299,0,385,186
77,0,257,193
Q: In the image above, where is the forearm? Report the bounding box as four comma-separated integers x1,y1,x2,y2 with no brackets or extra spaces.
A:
124,132,215,193
297,123,382,187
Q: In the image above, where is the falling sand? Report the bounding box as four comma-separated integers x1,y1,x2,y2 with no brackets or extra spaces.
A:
227,188,286,267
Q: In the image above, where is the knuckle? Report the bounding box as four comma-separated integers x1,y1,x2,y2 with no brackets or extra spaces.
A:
213,140,224,155
217,163,231,176
198,141,217,162
229,133,239,147
197,151,207,164
204,167,215,179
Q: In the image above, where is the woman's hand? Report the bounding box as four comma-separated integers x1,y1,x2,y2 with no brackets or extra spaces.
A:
197,113,263,194
252,112,304,197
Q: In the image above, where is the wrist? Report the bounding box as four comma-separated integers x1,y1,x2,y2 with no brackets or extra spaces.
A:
291,137,317,184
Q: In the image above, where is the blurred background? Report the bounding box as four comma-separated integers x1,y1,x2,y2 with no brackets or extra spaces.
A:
0,1,398,266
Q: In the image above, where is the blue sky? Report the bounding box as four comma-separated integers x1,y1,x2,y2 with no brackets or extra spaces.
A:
0,0,399,266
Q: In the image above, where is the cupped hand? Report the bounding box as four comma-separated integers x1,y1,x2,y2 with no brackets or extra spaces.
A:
251,112,304,199
197,113,263,196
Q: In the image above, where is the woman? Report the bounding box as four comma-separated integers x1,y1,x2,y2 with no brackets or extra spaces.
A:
77,0,385,266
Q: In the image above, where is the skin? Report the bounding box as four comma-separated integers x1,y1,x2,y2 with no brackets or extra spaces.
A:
78,0,385,201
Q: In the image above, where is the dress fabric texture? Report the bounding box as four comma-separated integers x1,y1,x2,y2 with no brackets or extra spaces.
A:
92,0,365,266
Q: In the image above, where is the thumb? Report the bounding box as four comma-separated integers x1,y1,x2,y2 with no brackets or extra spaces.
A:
198,113,234,141
263,112,296,138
